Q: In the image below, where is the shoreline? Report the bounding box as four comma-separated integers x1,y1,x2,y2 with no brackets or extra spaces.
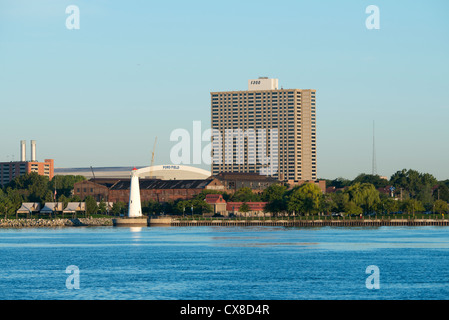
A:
1,217,448,228
0,217,113,228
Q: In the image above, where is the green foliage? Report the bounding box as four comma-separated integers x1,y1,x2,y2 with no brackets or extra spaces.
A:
344,183,380,213
174,198,212,215
352,174,389,189
434,184,449,202
401,199,425,214
112,201,126,215
239,202,250,213
287,183,322,216
142,199,163,215
262,184,288,216
320,193,337,215
380,197,399,214
85,196,98,215
434,200,448,214
0,189,15,219
344,201,363,215
0,174,85,215
230,187,261,202
49,175,86,198
97,200,107,214
390,169,437,200
6,172,49,202
325,177,351,189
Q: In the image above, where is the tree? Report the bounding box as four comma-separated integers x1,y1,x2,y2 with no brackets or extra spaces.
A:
49,175,86,198
85,196,98,216
191,198,213,215
112,201,126,216
239,202,250,214
344,201,363,215
434,184,449,202
320,193,337,215
230,187,261,202
380,197,399,214
434,200,448,214
287,183,322,216
262,184,288,216
97,200,107,214
325,177,351,189
352,173,389,189
7,172,49,202
401,199,424,215
0,190,14,219
390,169,437,199
329,192,350,213
142,200,162,215
344,183,380,213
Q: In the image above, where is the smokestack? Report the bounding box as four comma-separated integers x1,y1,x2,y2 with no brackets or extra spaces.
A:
31,140,36,162
20,140,26,162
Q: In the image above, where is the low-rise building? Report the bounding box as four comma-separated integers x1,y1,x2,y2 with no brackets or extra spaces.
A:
73,178,225,203
16,203,41,215
226,202,268,217
213,172,279,193
1,141,54,186
205,194,227,215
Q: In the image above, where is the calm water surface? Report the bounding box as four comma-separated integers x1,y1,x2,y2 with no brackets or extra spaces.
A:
0,226,448,300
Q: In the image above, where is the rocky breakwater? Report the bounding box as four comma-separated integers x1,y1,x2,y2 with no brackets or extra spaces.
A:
0,217,114,228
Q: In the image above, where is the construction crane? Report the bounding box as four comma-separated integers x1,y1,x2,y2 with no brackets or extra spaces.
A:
90,166,96,183
149,137,157,179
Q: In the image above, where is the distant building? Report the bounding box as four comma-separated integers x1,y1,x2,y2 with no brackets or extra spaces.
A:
214,172,279,193
16,203,41,215
226,202,268,217
205,194,227,215
40,202,64,214
0,140,54,186
211,78,317,181
63,202,86,215
55,165,211,180
73,178,225,203
287,180,326,194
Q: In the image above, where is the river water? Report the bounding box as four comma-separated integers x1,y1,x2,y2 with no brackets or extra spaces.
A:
0,226,448,300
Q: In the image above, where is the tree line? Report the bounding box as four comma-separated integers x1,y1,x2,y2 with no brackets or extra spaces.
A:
1,168,448,217
0,173,93,217
265,169,449,216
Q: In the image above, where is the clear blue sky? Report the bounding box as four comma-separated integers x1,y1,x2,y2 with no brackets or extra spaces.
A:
1,0,448,180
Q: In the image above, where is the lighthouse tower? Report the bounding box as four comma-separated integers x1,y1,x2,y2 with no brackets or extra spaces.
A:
127,167,142,217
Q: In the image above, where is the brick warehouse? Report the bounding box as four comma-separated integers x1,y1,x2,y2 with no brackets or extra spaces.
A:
73,178,225,203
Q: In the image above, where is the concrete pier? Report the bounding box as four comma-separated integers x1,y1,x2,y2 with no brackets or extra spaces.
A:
113,217,149,226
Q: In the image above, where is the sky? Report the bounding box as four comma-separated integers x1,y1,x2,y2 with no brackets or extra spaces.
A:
0,0,448,180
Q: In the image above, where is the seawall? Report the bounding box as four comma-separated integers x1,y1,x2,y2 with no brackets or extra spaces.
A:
1,217,448,228
150,217,449,227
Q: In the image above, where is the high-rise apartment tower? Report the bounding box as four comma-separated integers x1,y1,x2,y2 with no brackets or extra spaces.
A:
211,78,317,182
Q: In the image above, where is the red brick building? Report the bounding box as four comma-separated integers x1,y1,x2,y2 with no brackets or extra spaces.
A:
205,194,227,215
73,178,225,203
227,202,267,212
0,159,54,186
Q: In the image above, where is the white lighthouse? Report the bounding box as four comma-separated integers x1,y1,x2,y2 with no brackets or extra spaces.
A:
127,167,143,217
113,167,148,226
